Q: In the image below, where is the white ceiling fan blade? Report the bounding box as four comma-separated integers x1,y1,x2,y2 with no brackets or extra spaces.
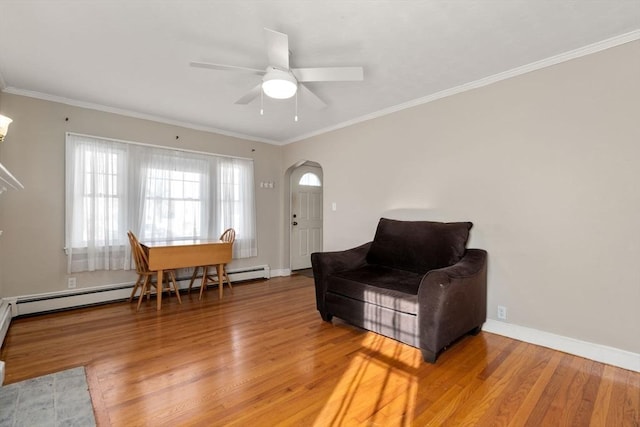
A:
292,67,363,82
234,84,263,105
299,84,327,110
264,28,289,70
190,61,265,76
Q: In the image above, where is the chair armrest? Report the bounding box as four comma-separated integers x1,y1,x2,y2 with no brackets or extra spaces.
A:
311,242,372,315
417,249,488,353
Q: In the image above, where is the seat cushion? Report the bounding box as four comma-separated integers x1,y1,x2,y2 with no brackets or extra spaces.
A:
366,218,472,274
328,264,423,314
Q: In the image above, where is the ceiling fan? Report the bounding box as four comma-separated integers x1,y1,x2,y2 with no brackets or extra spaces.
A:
190,28,364,109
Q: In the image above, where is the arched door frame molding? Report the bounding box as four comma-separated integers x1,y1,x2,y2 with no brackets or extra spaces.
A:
283,160,323,272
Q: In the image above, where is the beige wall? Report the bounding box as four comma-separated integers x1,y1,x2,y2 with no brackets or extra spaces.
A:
0,93,284,296
283,40,640,354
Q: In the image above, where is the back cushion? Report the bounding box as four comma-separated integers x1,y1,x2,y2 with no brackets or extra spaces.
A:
366,218,472,274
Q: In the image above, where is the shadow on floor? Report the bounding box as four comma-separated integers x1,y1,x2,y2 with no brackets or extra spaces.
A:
293,268,314,278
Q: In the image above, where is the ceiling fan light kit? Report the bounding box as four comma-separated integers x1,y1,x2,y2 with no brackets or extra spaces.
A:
262,68,297,99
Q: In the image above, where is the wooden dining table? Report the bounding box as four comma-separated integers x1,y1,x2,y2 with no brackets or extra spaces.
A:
141,239,233,310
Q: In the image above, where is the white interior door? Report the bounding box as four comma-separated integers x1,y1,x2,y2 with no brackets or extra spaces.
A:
290,165,323,270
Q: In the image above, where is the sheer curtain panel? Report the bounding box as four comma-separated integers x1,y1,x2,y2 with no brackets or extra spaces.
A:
65,134,130,273
216,157,257,258
133,146,211,243
65,133,257,273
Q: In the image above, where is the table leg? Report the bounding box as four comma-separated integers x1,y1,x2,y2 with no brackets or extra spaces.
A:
217,264,224,300
157,269,163,310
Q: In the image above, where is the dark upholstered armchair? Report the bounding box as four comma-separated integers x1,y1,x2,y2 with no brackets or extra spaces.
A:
311,218,487,363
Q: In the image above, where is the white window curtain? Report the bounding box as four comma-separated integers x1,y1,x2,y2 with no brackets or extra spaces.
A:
216,157,257,258
65,133,257,273
133,146,211,242
65,134,130,273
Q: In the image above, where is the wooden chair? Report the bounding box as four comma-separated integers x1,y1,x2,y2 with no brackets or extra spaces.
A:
127,231,182,310
188,228,235,299
128,232,145,302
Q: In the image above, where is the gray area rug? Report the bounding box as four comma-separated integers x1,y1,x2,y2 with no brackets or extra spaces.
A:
0,366,95,427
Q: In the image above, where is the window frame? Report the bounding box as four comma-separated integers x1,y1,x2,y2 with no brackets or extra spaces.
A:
298,172,322,187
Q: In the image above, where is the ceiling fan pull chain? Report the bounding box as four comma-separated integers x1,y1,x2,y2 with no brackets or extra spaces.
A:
294,91,299,122
260,90,264,116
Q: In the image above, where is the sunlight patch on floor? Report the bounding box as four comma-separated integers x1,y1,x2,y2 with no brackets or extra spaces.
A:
313,334,421,426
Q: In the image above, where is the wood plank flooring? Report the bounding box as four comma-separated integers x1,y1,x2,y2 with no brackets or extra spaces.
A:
1,275,638,426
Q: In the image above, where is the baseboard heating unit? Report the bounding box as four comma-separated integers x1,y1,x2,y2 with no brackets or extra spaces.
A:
0,300,12,349
5,264,271,318
1,299,12,384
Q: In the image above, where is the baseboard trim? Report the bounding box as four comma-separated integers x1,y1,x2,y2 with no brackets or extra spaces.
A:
483,319,640,373
5,265,272,317
271,268,291,277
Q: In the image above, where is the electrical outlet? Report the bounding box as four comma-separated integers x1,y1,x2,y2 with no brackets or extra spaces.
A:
67,277,77,289
497,305,507,321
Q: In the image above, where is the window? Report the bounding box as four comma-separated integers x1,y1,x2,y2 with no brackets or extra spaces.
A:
65,133,257,273
139,153,209,242
299,172,321,186
65,136,128,272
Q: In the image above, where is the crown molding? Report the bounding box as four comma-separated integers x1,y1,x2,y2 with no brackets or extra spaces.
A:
284,29,640,144
1,86,279,145
3,29,639,146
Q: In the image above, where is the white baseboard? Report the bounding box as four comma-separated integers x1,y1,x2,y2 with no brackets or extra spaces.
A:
271,268,291,277
483,319,640,373
5,264,271,317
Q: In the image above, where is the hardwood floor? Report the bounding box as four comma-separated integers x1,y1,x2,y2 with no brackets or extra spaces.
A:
1,275,638,426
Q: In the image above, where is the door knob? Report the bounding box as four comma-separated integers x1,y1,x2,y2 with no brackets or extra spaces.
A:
292,221,298,226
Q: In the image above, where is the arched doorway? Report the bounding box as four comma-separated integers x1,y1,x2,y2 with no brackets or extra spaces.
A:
286,161,323,271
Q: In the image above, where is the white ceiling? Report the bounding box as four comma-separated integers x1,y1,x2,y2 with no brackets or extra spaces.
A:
1,1,639,145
